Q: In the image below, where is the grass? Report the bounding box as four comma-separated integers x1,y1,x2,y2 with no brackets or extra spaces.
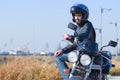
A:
110,57,120,75
0,55,62,80
0,55,119,80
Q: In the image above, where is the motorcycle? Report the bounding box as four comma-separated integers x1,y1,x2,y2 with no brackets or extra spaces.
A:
67,39,117,80
66,23,118,80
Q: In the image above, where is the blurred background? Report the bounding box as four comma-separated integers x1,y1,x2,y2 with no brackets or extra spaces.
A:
0,0,119,56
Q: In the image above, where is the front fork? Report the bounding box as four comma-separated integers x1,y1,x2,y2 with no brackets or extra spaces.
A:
84,57,102,80
84,58,94,80
89,57,103,80
68,61,92,80
69,57,102,80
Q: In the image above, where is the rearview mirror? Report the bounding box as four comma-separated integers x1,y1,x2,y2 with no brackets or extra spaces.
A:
108,40,117,47
68,22,77,31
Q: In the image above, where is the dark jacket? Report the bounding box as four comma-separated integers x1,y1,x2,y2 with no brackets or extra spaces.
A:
62,21,96,53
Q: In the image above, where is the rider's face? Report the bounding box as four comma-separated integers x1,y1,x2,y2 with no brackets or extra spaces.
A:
74,13,82,24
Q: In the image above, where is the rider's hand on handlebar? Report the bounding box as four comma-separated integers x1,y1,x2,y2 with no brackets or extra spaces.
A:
54,50,63,57
63,34,71,40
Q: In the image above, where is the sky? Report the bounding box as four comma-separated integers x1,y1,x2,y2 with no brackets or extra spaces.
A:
0,0,120,54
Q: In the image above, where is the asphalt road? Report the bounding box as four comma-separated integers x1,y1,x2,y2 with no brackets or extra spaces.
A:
109,76,120,80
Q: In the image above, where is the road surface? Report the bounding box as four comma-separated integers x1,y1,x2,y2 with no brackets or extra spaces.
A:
108,76,120,80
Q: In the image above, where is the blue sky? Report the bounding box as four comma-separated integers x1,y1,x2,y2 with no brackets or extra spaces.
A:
0,0,119,53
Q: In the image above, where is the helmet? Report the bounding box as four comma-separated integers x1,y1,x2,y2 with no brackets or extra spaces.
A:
70,3,89,21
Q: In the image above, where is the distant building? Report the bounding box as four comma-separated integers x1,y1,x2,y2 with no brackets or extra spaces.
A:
40,51,47,55
9,50,16,55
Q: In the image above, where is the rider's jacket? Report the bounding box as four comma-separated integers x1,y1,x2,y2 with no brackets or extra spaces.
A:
62,20,96,53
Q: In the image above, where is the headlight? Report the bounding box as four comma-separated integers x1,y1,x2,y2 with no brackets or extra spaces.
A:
80,54,91,66
68,51,78,63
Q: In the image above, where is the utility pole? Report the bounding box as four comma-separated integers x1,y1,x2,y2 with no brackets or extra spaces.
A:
110,22,119,57
100,8,111,47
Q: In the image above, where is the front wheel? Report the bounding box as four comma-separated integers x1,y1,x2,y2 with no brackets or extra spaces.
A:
69,76,92,80
69,76,84,80
102,74,109,80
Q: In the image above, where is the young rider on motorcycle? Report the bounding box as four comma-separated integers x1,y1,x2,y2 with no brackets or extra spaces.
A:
54,3,102,80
